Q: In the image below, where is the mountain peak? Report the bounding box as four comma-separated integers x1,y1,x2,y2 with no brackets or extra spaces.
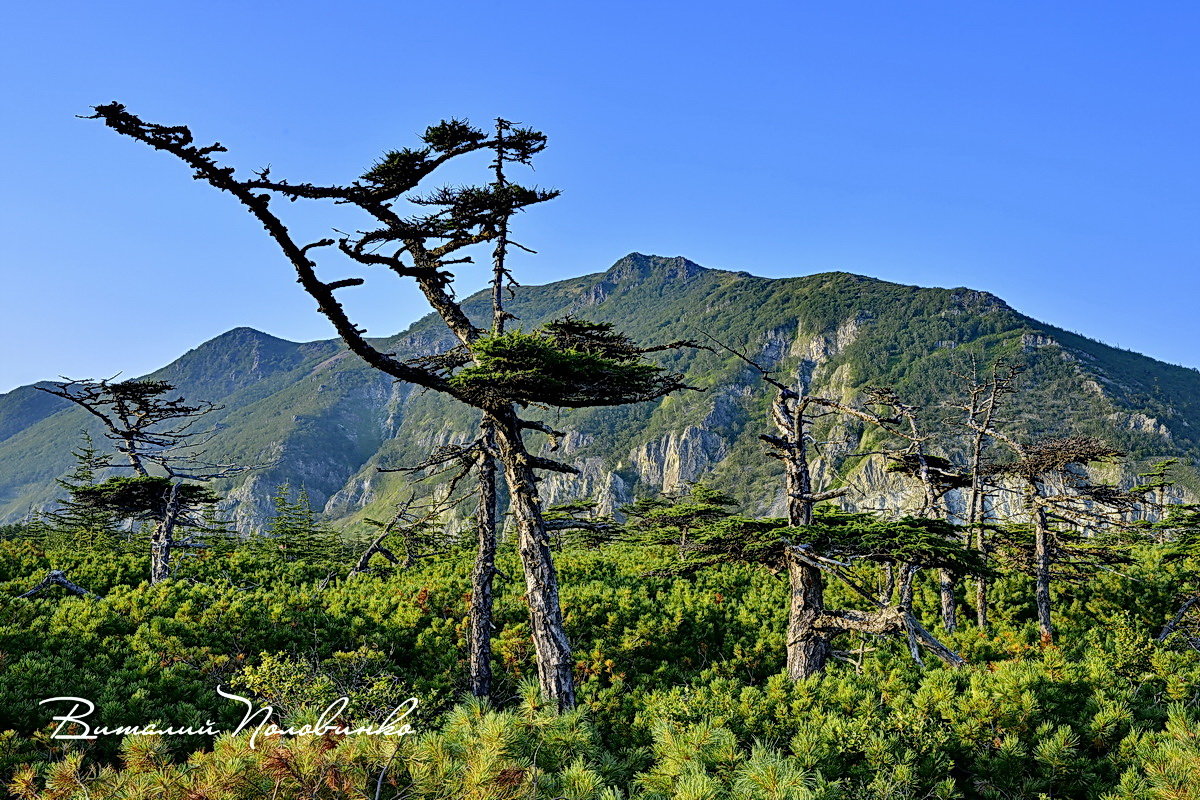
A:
604,253,707,283
206,326,290,346
4,254,1200,529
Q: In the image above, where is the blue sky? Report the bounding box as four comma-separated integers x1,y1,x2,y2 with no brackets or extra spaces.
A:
2,1,1198,392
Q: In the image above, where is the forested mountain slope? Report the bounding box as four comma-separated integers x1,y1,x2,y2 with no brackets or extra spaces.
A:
2,253,1196,530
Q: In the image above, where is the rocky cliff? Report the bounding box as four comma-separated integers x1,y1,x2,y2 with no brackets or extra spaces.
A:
1,254,1196,532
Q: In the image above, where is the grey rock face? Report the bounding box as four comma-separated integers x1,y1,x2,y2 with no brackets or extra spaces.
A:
5,254,1200,533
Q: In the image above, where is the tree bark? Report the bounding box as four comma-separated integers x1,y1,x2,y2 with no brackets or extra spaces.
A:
898,563,917,610
19,570,100,599
973,523,989,631
349,531,399,576
897,564,924,665
963,364,1005,633
1157,594,1200,643
829,606,966,668
904,611,967,668
87,106,581,707
1028,486,1054,643
787,559,830,679
880,563,895,605
968,473,988,630
938,569,958,632
149,540,170,584
910,444,958,633
767,385,967,677
779,391,835,679
149,482,182,584
492,410,575,710
468,422,499,700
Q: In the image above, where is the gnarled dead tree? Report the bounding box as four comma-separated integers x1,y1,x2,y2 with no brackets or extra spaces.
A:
380,432,510,699
18,570,101,600
986,435,1137,643
945,359,1023,630
865,387,971,633
626,488,985,678
347,492,453,579
768,383,979,677
696,337,979,678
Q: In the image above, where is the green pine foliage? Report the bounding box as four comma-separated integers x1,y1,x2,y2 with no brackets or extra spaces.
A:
449,318,684,407
257,484,344,569
68,477,219,523
40,434,122,547
625,485,988,581
6,518,1200,798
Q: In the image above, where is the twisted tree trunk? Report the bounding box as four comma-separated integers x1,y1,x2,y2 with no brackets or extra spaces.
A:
149,482,182,584
774,386,965,677
468,422,499,699
909,441,959,634
780,391,834,679
938,569,958,632
1158,595,1200,644
825,605,966,669
973,524,989,630
88,104,583,711
493,410,575,710
19,570,100,599
1028,486,1054,643
787,560,831,679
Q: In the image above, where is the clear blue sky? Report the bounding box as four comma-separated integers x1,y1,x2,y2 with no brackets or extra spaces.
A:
3,1,1198,392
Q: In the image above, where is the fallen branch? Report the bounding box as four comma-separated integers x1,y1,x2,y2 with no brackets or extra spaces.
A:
813,606,966,669
1158,593,1200,643
18,570,101,599
348,530,402,578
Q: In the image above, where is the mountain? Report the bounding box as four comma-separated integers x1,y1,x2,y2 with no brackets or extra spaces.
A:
2,253,1196,530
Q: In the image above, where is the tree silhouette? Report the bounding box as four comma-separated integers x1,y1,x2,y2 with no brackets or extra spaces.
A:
692,337,979,677
89,104,692,709
37,378,241,582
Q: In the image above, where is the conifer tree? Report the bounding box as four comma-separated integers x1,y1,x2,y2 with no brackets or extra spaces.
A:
347,494,451,577
1153,502,1200,649
986,435,1137,643
42,431,123,550
37,378,241,582
946,358,1022,630
90,104,692,709
469,118,517,701
626,485,986,676
696,339,979,677
868,387,972,632
262,484,341,568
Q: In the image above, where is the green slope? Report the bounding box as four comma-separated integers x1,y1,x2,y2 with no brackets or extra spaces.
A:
2,254,1197,530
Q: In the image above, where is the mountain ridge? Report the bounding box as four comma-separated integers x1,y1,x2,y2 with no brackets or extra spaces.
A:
1,254,1195,529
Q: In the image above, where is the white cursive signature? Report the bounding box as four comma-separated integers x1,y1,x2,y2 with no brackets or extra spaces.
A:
40,689,419,750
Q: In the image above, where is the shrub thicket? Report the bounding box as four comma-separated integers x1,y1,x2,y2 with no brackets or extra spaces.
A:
3,511,1200,799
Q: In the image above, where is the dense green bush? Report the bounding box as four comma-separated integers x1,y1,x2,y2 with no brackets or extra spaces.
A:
3,525,1200,798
